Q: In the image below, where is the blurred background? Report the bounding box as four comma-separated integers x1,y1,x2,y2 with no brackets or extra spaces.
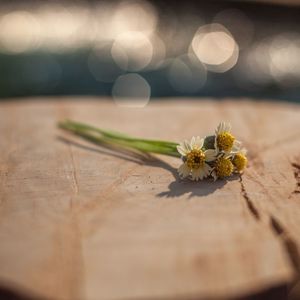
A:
0,0,300,104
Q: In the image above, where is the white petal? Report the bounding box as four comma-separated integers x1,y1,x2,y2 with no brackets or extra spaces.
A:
178,141,185,149
194,136,204,149
205,149,217,162
223,122,231,132
224,152,234,158
232,140,242,152
199,168,206,180
240,148,247,155
211,170,218,181
215,122,222,134
191,168,201,181
193,165,211,181
203,163,212,177
190,136,196,148
216,121,231,134
222,122,226,131
234,140,241,147
178,163,190,178
214,136,219,151
184,140,192,152
177,145,187,156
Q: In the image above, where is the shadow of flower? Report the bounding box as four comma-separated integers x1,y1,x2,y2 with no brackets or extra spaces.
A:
58,135,238,198
157,177,233,199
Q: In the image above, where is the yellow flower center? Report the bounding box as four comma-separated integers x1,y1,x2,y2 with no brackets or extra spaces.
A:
215,157,233,178
217,132,235,152
233,153,247,172
186,149,205,169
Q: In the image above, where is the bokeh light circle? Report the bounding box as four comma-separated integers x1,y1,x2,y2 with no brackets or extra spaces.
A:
112,73,151,107
111,31,153,71
191,23,239,73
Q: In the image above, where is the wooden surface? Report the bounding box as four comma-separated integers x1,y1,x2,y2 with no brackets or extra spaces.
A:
0,98,300,300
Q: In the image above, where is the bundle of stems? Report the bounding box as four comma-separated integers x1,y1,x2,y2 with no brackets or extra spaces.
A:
58,120,180,158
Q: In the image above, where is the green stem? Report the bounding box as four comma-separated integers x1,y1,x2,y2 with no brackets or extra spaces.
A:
58,120,181,158
59,120,178,149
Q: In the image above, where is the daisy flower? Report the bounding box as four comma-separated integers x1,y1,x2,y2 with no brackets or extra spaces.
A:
214,122,241,153
211,155,234,181
177,136,216,181
232,148,248,172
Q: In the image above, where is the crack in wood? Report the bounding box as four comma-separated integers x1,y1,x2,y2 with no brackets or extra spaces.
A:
243,161,300,275
239,176,260,220
239,172,300,284
270,216,300,274
290,162,300,197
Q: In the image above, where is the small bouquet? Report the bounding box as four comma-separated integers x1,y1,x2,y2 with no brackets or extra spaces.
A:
59,121,247,181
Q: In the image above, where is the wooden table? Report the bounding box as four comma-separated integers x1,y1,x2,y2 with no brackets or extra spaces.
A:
0,98,300,300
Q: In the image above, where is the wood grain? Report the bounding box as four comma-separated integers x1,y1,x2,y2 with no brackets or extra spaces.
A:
0,98,299,300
